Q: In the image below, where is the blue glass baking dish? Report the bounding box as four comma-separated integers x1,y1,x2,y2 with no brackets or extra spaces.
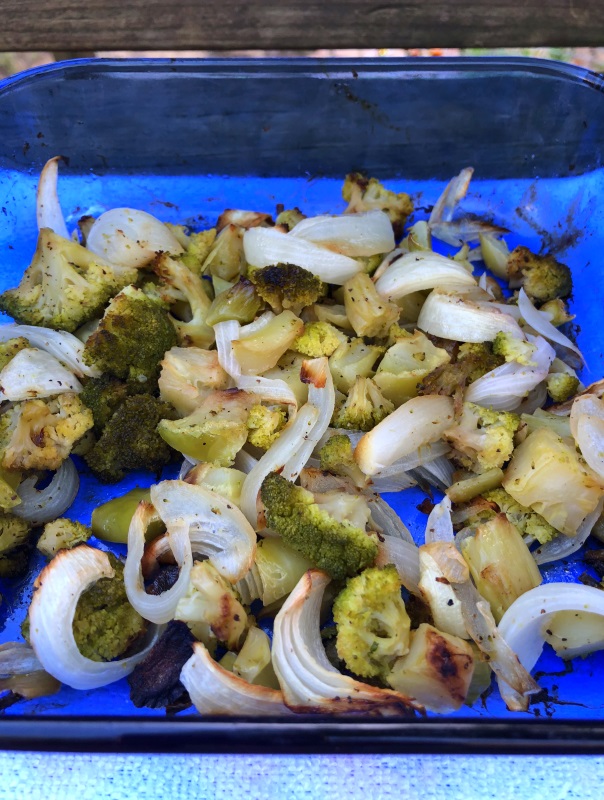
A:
1,57,604,753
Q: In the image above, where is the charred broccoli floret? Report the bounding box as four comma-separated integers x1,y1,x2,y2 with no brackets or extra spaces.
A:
248,264,326,314
0,337,30,371
0,229,137,332
80,375,132,434
507,246,572,304
73,553,146,662
332,376,394,432
37,518,91,558
318,434,368,487
0,393,93,471
205,278,262,326
445,402,520,473
546,372,580,403
260,472,378,580
0,513,31,578
85,395,178,483
333,565,411,680
293,322,346,358
83,285,178,389
342,174,413,238
492,332,536,366
246,403,287,450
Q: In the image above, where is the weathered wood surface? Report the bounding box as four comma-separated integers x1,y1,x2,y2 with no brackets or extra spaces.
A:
1,0,603,51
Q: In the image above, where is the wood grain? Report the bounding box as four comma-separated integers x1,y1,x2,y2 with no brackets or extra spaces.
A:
1,0,603,51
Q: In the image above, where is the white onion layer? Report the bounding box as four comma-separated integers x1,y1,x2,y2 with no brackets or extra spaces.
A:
13,458,79,525
0,348,82,401
570,395,604,483
518,288,583,367
86,208,184,268
533,497,604,566
36,157,69,239
29,545,159,690
0,324,100,378
417,289,523,343
425,496,454,544
290,210,395,257
375,252,476,301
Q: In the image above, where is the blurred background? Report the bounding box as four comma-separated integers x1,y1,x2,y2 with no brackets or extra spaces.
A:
2,47,604,79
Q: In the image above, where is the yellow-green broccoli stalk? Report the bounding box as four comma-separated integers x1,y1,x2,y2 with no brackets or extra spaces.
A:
83,285,178,389
248,264,326,315
85,395,178,483
318,434,368,487
0,229,137,332
445,402,520,473
275,208,306,231
205,278,263,326
0,393,93,471
333,565,411,680
293,322,347,358
0,337,30,371
0,512,31,578
343,272,400,338
73,554,146,662
260,471,378,580
37,518,92,558
246,403,287,450
507,246,572,303
201,224,245,281
546,372,579,403
328,338,385,393
332,376,394,432
342,174,413,238
153,253,215,348
492,332,536,366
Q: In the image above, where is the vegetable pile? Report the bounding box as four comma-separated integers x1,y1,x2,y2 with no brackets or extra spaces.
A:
1,159,604,717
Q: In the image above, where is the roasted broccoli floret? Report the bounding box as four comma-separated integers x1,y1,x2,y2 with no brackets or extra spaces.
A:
481,488,558,544
248,264,326,315
80,375,132,435
275,207,306,231
0,513,31,578
85,395,178,483
83,285,178,389
0,393,93,471
153,254,214,348
260,472,378,580
343,272,400,338
246,403,287,450
318,434,368,487
329,338,385,393
332,376,394,432
179,228,217,275
333,565,411,680
507,246,572,304
73,553,146,662
0,229,137,332
445,402,520,472
546,372,580,403
0,337,30,371
342,174,413,238
157,389,253,466
37,518,91,558
174,560,248,651
492,332,536,366
456,341,505,381
205,278,263,326
293,322,346,358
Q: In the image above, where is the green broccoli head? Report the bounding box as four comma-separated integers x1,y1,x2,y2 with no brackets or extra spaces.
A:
0,512,31,578
246,403,287,450
179,228,217,275
482,488,558,544
333,564,411,680
205,278,263,326
80,375,132,435
546,372,580,403
507,246,572,304
248,264,326,315
73,553,146,662
445,402,520,473
0,393,94,471
492,332,536,366
0,337,30,371
318,434,368,487
0,229,138,332
456,341,505,381
293,322,346,358
37,518,92,559
260,472,378,580
332,376,394,432
342,174,413,238
83,285,178,389
85,395,178,483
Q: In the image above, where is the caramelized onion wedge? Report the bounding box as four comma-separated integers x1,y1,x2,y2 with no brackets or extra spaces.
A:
272,569,421,715
36,156,69,239
29,545,158,690
125,502,193,624
497,583,604,710
181,641,294,716
151,480,256,583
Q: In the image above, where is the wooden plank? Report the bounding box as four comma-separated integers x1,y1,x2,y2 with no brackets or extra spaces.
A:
1,0,603,51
